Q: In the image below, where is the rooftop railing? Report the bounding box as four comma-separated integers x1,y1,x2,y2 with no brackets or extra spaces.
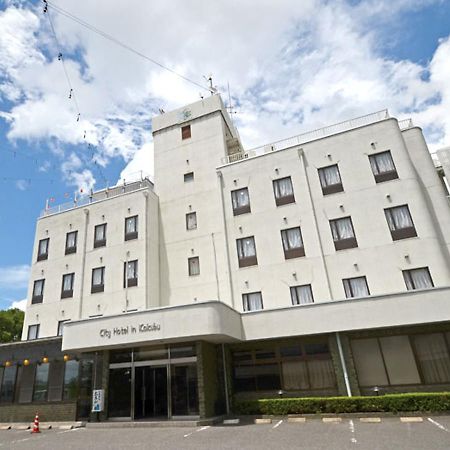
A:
398,118,414,130
221,109,392,165
40,179,153,218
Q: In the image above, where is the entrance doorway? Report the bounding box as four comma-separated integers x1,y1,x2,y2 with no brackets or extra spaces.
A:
134,366,168,419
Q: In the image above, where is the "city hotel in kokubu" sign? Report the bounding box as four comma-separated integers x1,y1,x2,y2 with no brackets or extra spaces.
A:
99,322,161,339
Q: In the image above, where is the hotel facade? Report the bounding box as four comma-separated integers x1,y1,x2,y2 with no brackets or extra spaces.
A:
1,95,450,422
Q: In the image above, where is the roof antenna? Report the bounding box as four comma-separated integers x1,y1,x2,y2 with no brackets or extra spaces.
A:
203,75,218,95
226,82,237,123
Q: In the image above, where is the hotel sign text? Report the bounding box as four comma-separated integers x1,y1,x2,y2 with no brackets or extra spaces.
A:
99,323,161,339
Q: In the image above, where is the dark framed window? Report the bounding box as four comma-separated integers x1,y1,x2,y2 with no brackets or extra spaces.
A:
181,124,191,140
61,273,74,299
91,267,105,293
37,238,49,261
184,172,194,182
65,231,78,255
330,217,358,250
290,285,314,305
369,150,398,183
27,324,40,340
188,256,200,276
33,363,49,402
124,260,138,287
273,177,295,206
236,236,258,267
242,292,263,312
318,164,343,195
58,320,68,336
186,212,197,230
47,361,65,402
343,276,370,298
403,267,434,290
281,227,305,259
125,215,138,241
32,279,45,304
0,365,17,402
231,188,251,215
94,223,107,248
63,360,80,401
385,205,417,240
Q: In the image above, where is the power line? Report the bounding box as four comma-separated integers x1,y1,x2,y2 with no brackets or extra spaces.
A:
46,1,212,93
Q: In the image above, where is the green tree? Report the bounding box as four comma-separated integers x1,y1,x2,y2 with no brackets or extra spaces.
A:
0,308,24,343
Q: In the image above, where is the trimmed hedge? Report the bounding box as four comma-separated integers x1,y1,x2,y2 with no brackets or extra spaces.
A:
233,392,450,415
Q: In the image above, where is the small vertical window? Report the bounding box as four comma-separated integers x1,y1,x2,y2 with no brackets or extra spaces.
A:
91,267,105,293
28,324,40,340
329,217,358,250
61,273,75,299
369,151,398,183
57,320,68,336
281,227,305,259
94,223,107,248
33,363,49,402
184,172,194,182
37,238,49,261
242,292,263,312
343,276,370,298
65,231,78,255
318,164,343,195
63,360,80,400
272,177,295,206
403,267,434,290
32,279,45,304
231,188,251,215
188,256,200,276
385,205,417,240
290,285,314,305
124,260,138,287
181,125,191,140
236,236,258,267
186,212,197,230
125,215,138,241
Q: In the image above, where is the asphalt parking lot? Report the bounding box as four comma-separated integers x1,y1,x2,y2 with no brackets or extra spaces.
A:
1,416,450,449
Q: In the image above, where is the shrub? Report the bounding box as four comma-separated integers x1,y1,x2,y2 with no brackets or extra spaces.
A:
233,392,450,415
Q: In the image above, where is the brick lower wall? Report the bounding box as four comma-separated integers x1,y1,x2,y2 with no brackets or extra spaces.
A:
0,402,77,422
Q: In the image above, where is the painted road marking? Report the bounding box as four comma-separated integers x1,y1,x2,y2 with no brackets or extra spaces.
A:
183,425,210,438
349,419,357,444
400,417,423,423
272,420,283,429
427,418,450,432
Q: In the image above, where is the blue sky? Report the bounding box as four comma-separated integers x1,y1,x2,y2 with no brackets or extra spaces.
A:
0,0,449,310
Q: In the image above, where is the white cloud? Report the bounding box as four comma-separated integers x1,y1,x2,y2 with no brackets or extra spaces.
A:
10,298,27,311
0,265,30,290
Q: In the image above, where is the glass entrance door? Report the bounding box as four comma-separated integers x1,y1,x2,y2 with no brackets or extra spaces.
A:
134,366,168,419
171,364,199,416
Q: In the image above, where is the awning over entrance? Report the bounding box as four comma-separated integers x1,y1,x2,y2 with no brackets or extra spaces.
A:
62,301,242,352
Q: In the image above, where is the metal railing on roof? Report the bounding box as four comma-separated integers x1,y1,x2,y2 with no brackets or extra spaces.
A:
398,118,414,130
40,179,152,217
220,109,390,165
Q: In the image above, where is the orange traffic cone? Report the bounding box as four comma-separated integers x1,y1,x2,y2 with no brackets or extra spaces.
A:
31,412,40,434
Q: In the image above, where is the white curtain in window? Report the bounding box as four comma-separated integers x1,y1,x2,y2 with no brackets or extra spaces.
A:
93,268,103,285
282,361,309,390
319,165,341,187
307,359,335,389
238,238,256,258
405,268,433,290
127,261,137,279
232,189,250,209
95,225,105,241
126,217,137,233
274,178,293,198
370,152,395,174
34,280,44,296
282,228,302,250
244,292,263,311
331,218,354,240
67,232,77,248
413,334,450,384
63,274,73,291
187,213,197,229
189,258,200,275
386,206,413,230
296,285,314,304
345,277,369,298
38,239,48,254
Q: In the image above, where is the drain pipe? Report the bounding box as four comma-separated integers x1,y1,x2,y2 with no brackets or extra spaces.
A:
336,332,352,397
222,344,230,415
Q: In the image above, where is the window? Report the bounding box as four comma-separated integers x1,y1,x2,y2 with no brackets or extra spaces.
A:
242,292,263,311
65,231,78,254
27,324,40,340
124,260,138,287
91,267,105,293
94,223,107,248
33,363,49,402
184,172,194,182
18,364,36,403
343,276,370,298
290,285,314,305
188,256,200,276
272,177,295,206
369,151,398,183
32,279,45,304
385,205,417,240
403,267,434,290
236,236,258,267
37,238,49,261
61,273,74,299
63,360,80,400
186,212,197,230
58,320,68,336
318,164,343,195
125,215,138,241
47,361,65,402
231,188,251,215
281,227,305,259
181,124,191,140
0,365,17,402
329,217,358,250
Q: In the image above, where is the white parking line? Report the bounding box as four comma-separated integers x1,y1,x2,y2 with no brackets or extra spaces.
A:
349,419,357,444
183,425,210,438
427,418,450,432
272,420,283,429
57,427,83,434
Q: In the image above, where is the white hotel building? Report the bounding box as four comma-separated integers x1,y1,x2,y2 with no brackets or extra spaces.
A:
1,95,450,422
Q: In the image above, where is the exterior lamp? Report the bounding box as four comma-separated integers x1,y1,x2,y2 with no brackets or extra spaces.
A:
373,386,380,396
42,356,49,364
63,354,70,362
278,390,284,398
23,359,30,366
4,361,11,367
